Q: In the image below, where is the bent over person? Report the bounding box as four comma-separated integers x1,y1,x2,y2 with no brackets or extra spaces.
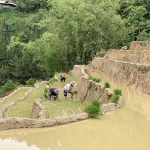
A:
64,81,75,99
48,88,59,100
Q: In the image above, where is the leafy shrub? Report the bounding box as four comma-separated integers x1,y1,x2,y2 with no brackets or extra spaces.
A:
113,89,122,96
0,88,4,97
111,95,119,103
3,80,16,92
104,82,110,88
26,78,36,87
0,80,17,97
89,76,100,83
84,100,101,118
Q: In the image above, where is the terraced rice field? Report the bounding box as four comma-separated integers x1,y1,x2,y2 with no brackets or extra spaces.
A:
43,99,85,119
0,87,31,110
42,75,85,118
3,74,85,119
5,82,47,118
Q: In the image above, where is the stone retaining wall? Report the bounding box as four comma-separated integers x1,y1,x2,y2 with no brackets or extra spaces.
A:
0,113,88,130
130,41,150,50
87,58,150,95
32,99,49,119
71,65,124,114
0,100,17,118
71,65,112,104
101,96,124,114
104,50,150,64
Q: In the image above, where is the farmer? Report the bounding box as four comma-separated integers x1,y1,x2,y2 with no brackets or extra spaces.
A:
60,72,66,82
64,81,75,99
48,88,59,100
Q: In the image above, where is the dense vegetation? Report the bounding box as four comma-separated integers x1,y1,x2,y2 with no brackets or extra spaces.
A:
0,0,150,86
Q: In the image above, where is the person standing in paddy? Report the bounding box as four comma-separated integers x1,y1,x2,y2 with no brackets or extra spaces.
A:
60,72,67,82
64,81,75,99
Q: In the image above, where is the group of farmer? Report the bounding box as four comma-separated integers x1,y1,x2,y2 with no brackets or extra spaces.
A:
48,73,75,100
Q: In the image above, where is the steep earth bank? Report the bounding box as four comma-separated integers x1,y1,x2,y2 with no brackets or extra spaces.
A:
104,50,150,64
87,58,150,94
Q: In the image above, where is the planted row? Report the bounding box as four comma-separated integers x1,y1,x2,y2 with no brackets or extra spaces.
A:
89,76,101,83
88,76,111,90
111,89,122,103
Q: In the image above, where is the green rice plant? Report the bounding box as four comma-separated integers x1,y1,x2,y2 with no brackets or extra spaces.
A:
113,89,122,96
84,100,101,118
92,77,97,82
73,90,78,94
95,78,100,83
89,76,100,83
111,95,119,103
43,99,85,119
89,76,93,80
92,100,101,107
104,82,110,88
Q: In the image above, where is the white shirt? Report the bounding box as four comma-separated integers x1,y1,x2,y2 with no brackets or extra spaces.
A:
64,84,73,92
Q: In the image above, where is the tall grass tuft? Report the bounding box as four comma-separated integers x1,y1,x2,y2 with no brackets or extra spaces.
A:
84,100,101,118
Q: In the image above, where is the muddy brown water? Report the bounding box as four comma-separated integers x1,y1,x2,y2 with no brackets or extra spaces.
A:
1,73,150,150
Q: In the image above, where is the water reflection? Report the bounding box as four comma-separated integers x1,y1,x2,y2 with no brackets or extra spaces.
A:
0,138,64,150
0,138,41,150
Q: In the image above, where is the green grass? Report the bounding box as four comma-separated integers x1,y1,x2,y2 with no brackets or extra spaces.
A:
5,82,47,118
43,74,85,118
0,87,30,110
43,99,85,119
